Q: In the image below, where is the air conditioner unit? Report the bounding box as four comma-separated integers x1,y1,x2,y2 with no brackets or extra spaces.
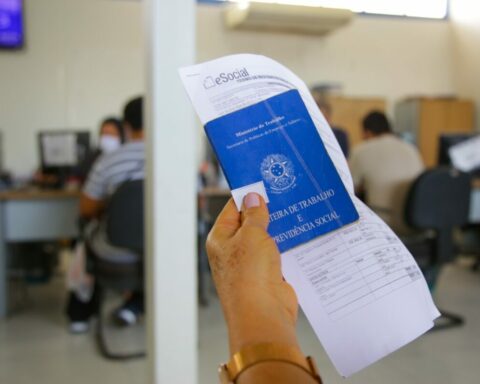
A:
224,2,354,36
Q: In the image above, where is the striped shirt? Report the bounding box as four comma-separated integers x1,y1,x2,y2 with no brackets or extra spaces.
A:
83,141,145,200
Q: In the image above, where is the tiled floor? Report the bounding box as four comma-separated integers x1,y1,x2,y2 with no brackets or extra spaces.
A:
0,259,479,384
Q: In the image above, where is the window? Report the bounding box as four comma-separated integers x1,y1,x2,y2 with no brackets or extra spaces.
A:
203,0,449,19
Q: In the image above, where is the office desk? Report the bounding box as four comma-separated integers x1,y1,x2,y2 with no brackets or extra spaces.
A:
0,189,80,318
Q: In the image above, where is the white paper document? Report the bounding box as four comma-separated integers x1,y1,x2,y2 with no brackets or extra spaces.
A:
449,135,480,172
179,54,440,377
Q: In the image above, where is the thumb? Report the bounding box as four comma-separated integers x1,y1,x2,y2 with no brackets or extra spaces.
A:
241,193,270,230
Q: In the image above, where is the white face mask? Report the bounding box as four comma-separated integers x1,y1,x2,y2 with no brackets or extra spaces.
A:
99,135,121,153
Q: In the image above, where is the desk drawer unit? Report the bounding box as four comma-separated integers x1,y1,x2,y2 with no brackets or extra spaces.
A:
3,198,79,241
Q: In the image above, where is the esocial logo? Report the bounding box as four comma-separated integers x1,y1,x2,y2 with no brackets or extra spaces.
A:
203,76,216,89
203,68,250,90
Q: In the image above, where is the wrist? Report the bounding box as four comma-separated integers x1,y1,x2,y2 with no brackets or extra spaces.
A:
221,294,299,354
220,344,322,384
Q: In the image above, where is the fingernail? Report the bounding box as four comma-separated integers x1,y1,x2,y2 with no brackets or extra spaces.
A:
244,193,260,209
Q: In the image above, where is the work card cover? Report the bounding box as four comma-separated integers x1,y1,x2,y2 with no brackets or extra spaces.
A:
205,89,359,252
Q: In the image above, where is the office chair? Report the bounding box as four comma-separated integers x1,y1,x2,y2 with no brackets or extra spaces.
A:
402,167,471,330
91,179,145,360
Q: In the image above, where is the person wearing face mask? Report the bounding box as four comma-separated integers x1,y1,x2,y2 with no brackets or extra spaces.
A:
98,119,124,152
75,117,125,184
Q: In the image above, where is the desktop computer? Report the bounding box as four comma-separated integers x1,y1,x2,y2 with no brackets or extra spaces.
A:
38,130,91,187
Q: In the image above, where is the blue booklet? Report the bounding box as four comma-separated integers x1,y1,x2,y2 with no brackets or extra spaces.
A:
205,89,359,252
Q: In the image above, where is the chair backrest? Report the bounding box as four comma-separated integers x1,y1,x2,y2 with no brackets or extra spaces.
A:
404,167,471,264
405,167,471,230
106,179,144,254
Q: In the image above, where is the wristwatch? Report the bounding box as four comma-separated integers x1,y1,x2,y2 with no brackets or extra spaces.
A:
218,343,322,383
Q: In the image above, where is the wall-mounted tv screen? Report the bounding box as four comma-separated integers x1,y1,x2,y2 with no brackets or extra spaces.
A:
0,0,24,49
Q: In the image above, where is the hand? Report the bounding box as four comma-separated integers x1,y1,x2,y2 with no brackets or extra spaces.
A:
206,193,299,353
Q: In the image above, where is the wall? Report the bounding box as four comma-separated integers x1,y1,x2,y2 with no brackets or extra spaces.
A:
0,1,460,174
0,0,144,175
451,0,480,131
197,4,456,110
194,3,456,160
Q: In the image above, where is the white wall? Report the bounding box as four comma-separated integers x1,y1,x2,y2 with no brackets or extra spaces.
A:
451,1,480,131
0,0,144,175
0,1,464,174
197,4,456,110
194,3,456,160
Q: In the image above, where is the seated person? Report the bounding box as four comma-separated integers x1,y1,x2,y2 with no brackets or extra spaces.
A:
349,111,424,234
65,117,125,333
81,96,145,325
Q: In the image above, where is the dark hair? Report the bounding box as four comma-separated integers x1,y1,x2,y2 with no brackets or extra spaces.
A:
100,117,125,143
123,96,143,131
362,111,391,135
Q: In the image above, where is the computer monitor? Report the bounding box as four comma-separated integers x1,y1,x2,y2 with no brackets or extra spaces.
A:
38,130,91,180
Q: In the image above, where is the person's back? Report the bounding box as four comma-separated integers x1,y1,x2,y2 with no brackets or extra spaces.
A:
83,140,144,200
350,112,424,233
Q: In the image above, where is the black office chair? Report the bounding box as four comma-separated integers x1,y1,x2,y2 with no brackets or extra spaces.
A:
402,167,471,330
91,179,145,360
